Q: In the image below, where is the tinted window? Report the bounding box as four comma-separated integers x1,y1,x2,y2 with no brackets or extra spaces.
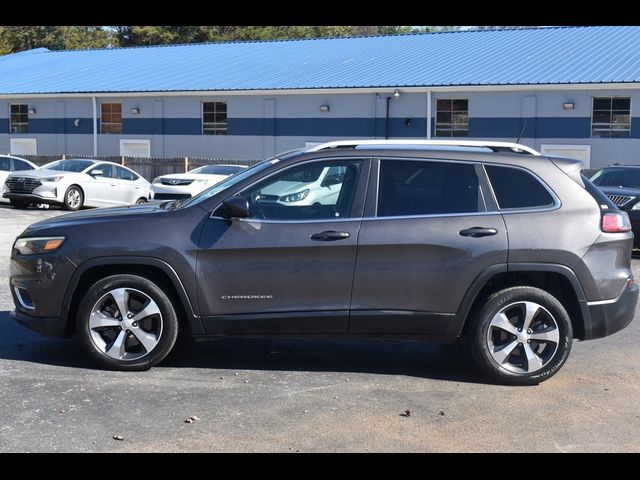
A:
377,160,479,216
42,159,95,172
13,159,33,171
590,168,640,189
242,160,363,220
485,165,554,209
94,164,114,178
115,165,137,181
0,157,10,171
190,165,245,175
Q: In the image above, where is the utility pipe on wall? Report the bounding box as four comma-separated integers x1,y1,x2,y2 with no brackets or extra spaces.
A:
426,90,432,139
92,96,97,156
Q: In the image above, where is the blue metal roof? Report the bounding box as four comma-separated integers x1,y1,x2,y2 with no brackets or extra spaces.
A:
1,26,640,94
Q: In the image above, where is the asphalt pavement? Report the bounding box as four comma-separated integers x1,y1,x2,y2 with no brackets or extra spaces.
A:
0,204,639,452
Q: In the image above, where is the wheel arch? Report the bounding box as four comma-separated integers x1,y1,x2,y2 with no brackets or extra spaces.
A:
61,256,203,336
452,263,590,340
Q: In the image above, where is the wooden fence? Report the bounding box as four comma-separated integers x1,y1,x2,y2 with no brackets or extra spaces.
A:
15,154,260,182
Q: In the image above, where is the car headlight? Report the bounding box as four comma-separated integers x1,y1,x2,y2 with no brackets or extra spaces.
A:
42,176,63,183
152,177,161,184
194,179,210,185
13,236,66,255
280,189,310,203
632,202,640,210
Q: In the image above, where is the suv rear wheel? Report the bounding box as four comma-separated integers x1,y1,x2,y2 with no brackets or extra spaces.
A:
469,286,572,386
76,274,178,371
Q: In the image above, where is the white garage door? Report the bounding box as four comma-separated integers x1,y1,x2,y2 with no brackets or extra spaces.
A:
10,138,37,155
120,139,151,157
541,144,591,168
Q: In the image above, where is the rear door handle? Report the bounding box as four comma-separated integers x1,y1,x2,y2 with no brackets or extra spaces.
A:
310,231,350,241
459,227,498,238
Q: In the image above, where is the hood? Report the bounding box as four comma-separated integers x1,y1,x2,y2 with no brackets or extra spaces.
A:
24,203,168,234
597,186,640,197
8,168,85,179
260,180,312,197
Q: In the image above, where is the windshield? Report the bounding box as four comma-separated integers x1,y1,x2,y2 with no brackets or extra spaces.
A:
178,159,275,208
591,168,640,189
190,165,246,176
42,159,95,172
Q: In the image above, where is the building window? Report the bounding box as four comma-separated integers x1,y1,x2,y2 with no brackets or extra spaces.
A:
435,99,468,137
10,104,29,133
592,97,631,138
101,103,122,134
203,102,227,135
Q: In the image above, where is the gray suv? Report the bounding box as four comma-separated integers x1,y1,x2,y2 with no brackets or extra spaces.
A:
9,140,638,385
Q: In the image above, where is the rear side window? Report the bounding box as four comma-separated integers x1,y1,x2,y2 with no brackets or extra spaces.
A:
485,165,554,209
377,160,480,216
115,165,138,181
13,159,33,171
0,157,10,171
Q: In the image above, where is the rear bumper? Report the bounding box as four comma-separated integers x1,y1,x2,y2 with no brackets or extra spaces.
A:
584,282,638,340
10,309,68,338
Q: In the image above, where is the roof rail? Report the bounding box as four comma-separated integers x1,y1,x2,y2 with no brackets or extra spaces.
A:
306,139,541,155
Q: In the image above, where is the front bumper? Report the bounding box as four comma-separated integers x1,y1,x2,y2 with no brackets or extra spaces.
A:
3,183,61,205
10,309,67,337
585,281,638,340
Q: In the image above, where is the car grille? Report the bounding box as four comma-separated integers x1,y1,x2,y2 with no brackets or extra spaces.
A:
5,177,42,194
606,195,635,207
161,178,193,186
154,193,192,200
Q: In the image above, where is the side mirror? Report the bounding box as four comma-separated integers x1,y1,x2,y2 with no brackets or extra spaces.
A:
221,195,251,219
90,169,104,177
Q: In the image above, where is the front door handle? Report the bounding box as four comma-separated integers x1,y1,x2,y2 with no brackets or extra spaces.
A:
459,227,498,238
310,231,350,241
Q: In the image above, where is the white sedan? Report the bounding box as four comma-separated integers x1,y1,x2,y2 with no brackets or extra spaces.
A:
151,164,247,201
3,159,150,210
0,155,39,203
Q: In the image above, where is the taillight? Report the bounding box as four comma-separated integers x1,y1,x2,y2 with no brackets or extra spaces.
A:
602,211,632,233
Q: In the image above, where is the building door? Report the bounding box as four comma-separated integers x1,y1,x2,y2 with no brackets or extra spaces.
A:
10,138,37,155
119,139,151,157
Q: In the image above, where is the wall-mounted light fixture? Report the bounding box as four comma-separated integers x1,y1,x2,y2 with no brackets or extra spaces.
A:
27,108,36,115
393,89,400,100
319,105,330,113
130,107,140,115
562,102,575,110
73,119,81,128
404,118,412,126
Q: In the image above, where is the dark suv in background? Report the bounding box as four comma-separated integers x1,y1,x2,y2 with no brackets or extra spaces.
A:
591,165,640,249
9,140,638,385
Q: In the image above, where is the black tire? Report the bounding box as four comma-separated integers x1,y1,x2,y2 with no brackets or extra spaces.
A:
135,197,148,204
10,200,30,209
469,286,572,386
63,185,84,211
76,274,179,371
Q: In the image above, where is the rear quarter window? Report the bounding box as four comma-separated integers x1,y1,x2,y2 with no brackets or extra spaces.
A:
485,165,554,209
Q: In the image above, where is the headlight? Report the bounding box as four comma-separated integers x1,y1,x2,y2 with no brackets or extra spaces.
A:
280,189,310,203
194,179,210,185
42,176,63,183
152,177,161,184
632,202,640,210
13,237,65,255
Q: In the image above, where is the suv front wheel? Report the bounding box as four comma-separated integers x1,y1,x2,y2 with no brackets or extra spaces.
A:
469,286,573,386
76,274,178,371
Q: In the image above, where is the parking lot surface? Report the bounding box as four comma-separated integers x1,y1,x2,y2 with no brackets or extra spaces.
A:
0,204,639,452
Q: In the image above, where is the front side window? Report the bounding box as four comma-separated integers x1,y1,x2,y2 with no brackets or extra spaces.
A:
377,160,479,217
13,159,34,171
485,165,554,209
94,163,114,178
0,157,10,171
435,99,468,137
10,104,28,134
241,160,362,220
101,103,122,134
203,102,227,135
592,97,631,138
